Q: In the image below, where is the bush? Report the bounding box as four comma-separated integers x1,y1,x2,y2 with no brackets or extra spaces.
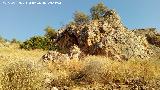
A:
20,27,59,50
1,61,44,90
20,36,58,50
10,38,20,44
90,2,109,20
73,11,90,25
20,36,46,50
44,26,57,40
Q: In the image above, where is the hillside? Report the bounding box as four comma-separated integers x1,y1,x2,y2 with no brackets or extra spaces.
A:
0,43,160,90
0,2,160,90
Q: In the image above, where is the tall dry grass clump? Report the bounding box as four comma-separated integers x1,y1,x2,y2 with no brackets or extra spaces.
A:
1,60,44,90
46,56,160,89
45,59,85,89
72,56,160,89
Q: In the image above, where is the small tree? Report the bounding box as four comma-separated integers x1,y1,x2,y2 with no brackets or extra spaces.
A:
44,26,57,40
90,2,108,20
11,38,20,44
73,11,90,25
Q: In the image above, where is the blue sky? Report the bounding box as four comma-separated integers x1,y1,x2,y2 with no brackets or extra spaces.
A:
0,0,160,41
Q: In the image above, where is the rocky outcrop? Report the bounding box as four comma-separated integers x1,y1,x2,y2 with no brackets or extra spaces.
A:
42,9,155,61
133,28,160,47
50,10,152,61
133,28,160,60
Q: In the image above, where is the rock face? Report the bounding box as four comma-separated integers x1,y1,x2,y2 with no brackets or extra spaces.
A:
43,9,153,61
133,28,160,47
133,28,160,59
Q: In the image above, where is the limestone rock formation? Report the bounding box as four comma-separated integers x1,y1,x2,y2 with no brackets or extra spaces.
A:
133,28,160,47
133,28,160,59
51,9,152,60
42,9,154,61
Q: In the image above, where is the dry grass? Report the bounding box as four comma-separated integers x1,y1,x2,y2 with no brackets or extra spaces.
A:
1,60,44,90
0,44,47,89
46,56,160,89
0,44,160,90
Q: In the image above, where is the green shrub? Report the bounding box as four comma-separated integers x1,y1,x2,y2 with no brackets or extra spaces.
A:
20,27,59,50
20,36,58,50
90,2,109,20
44,26,57,40
20,36,46,50
1,61,44,90
73,11,90,25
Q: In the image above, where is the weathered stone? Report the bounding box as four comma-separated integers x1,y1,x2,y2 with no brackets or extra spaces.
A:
69,44,81,59
42,9,154,61
42,51,70,62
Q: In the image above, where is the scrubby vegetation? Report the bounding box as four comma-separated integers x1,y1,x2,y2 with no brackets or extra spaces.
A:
0,44,47,89
20,36,49,50
73,11,90,25
44,56,160,89
20,27,58,50
10,38,20,44
90,2,109,20
1,2,160,90
1,61,44,90
1,45,160,89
